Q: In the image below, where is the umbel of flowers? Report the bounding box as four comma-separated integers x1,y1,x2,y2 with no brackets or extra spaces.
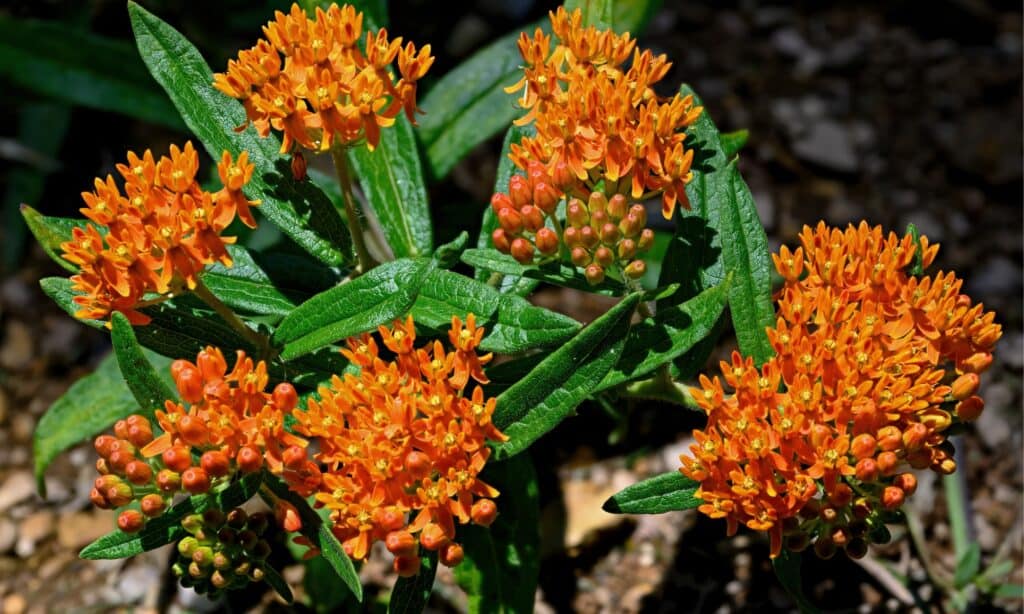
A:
680,222,1002,559
214,3,434,154
490,7,702,283
90,347,310,534
61,143,258,325
288,315,507,576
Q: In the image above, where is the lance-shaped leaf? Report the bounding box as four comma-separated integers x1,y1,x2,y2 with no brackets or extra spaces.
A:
565,0,613,29
81,471,263,559
602,471,700,514
388,548,437,614
461,248,626,296
260,474,363,602
0,14,183,129
110,312,177,414
128,2,352,267
454,454,540,614
32,350,172,494
720,129,750,159
348,115,432,258
20,205,84,273
273,259,431,360
492,293,640,459
597,277,730,393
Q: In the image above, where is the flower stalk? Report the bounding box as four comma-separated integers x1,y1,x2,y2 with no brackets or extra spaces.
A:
332,147,377,275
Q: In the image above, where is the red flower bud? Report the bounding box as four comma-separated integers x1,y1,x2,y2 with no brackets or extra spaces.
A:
290,151,307,181
617,239,637,260
570,247,591,267
114,419,130,440
510,238,534,264
951,373,980,401
551,160,573,190
125,422,153,448
393,555,421,577
599,222,620,245
508,175,531,209
275,500,302,532
419,523,448,551
955,395,984,421
828,483,853,508
850,434,877,459
89,488,109,509
471,499,497,527
589,209,609,230
520,205,545,233
125,460,153,486
236,446,263,474
182,467,210,494
876,426,902,452
156,469,181,492
876,451,898,476
533,181,561,214
178,415,209,447
385,530,417,556
593,246,614,268
273,382,298,411
498,207,524,235
587,192,608,214
959,352,993,374
201,450,232,478
854,458,878,482
526,161,545,186
282,445,307,472
118,509,145,533
163,446,193,473
491,228,511,253
140,493,166,517
174,366,204,404
607,195,628,220
894,473,917,496
881,486,904,509
439,542,464,567
94,434,117,459
170,359,191,381
405,451,432,480
579,225,599,249
490,193,513,216
625,260,647,280
584,264,606,285
566,199,588,228
535,228,559,255
901,423,928,452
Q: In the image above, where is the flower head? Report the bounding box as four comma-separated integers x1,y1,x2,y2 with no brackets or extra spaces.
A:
289,314,506,570
214,3,433,153
60,143,259,325
680,222,1001,558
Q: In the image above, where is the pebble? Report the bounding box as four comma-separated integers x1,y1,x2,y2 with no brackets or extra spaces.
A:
0,321,34,370
57,511,112,550
792,120,859,173
0,519,16,553
2,594,26,614
0,278,33,313
15,510,54,558
10,413,34,444
976,383,1014,449
0,472,37,513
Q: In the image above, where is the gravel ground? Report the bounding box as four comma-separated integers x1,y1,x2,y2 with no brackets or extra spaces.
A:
0,1,1020,612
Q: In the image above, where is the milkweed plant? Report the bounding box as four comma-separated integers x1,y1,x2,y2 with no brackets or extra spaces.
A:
22,1,1006,611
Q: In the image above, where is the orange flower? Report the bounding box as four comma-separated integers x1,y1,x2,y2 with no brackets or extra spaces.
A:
680,222,1001,558
214,3,433,153
60,142,259,325
503,7,701,222
290,314,507,569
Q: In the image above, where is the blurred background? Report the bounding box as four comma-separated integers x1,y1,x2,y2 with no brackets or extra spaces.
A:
0,0,1020,611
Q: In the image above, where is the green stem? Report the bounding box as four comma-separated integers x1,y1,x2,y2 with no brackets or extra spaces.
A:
191,277,272,360
944,436,973,563
331,146,376,274
621,372,699,409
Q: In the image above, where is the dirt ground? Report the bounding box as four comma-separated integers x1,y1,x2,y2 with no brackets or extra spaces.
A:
0,1,1020,612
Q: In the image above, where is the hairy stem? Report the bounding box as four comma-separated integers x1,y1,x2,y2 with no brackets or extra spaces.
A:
331,146,376,274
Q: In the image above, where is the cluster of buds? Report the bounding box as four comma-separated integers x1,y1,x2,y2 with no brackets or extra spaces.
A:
504,7,702,221
289,315,506,575
90,346,311,532
174,508,273,596
490,160,567,264
564,192,653,285
213,3,434,154
680,222,1001,559
60,143,258,325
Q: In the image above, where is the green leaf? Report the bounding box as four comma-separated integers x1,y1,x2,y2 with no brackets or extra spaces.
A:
565,0,613,29
202,246,310,318
412,269,501,329
274,258,431,360
906,223,924,277
454,454,540,614
20,205,82,273
772,550,821,614
995,584,1024,600
720,129,750,159
612,0,663,35
954,542,982,588
0,15,183,129
128,2,352,267
417,1,659,178
389,548,437,614
461,248,626,296
260,473,363,602
262,564,295,604
348,116,432,258
481,294,580,354
304,557,356,613
602,471,699,514
33,351,173,494
492,293,640,459
81,471,263,559
110,312,177,414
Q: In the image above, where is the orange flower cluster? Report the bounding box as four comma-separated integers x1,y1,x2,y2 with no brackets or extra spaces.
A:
680,222,1001,559
91,346,311,532
505,7,702,221
214,3,434,153
290,315,507,576
61,142,258,325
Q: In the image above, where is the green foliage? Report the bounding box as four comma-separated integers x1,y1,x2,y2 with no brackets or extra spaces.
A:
602,471,700,514
771,551,821,614
110,312,178,413
462,248,626,296
388,548,438,613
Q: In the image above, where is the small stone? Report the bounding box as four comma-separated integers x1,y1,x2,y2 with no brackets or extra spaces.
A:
58,511,113,550
15,510,54,557
967,257,1022,298
2,594,26,614
10,413,34,444
792,121,859,173
0,321,34,370
0,472,37,513
0,518,16,553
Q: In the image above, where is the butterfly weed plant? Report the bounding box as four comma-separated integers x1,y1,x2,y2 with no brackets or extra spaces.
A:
21,1,1007,611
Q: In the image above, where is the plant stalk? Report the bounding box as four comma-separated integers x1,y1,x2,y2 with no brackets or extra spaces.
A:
192,277,272,360
331,146,376,274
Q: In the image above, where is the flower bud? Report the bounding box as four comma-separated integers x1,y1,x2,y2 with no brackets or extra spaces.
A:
498,207,523,235
274,501,302,532
196,347,227,381
599,222,620,245
125,418,153,448
156,469,182,492
174,366,204,404
170,359,190,381
850,434,877,459
439,542,464,567
125,460,153,486
570,247,591,267
510,238,534,264
637,228,655,252
937,458,957,474
584,264,606,285
385,530,417,556
566,199,588,228
114,419,130,441
471,499,498,527
520,205,544,233
876,451,899,476
118,509,145,533
102,476,134,507
226,507,248,529
141,494,166,517
419,523,448,551
94,434,118,459
579,225,599,249
178,536,199,557
955,395,984,421
589,210,609,231
876,426,901,452
192,545,215,567
901,423,928,452
526,160,546,186
508,175,531,208
533,181,560,214
535,228,558,255
182,467,211,494
563,226,581,248
282,446,307,471
178,415,209,447
617,239,637,260
587,191,608,215
845,538,868,560
405,451,432,480
881,486,904,509
894,473,917,496
290,151,307,181
920,409,951,432
951,373,980,401
607,194,628,220
163,446,193,473
95,458,110,475
828,483,853,508
393,555,421,577
960,352,993,374
490,192,513,216
89,488,109,508
491,228,511,254
854,458,878,482
236,446,263,474
210,570,231,589
594,246,614,268
814,537,836,560
273,382,298,411
625,260,646,279
551,160,573,189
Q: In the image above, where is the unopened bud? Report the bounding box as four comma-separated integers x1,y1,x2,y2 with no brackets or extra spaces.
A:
236,446,263,474
404,451,432,480
533,181,560,214
178,536,199,557
955,395,984,421
125,460,153,485
584,264,606,285
182,467,211,494
594,246,614,268
617,239,637,260
439,542,464,567
491,228,511,254
510,238,534,264
894,473,917,496
960,352,993,374
850,434,877,459
587,192,608,214
901,423,929,451
951,373,980,401
201,450,232,478
508,175,531,208
551,160,573,189
828,484,853,508
599,222,620,245
876,451,899,476
290,151,307,181
282,446,307,471
876,426,902,452
498,207,523,235
393,555,421,577
490,193,513,216
589,209,609,230
156,469,182,492
566,199,588,228
227,508,248,529
385,530,417,556
94,434,117,459
162,446,193,473
570,247,591,267
881,486,904,509
141,493,166,517
273,382,298,411
471,499,498,527
174,366,204,404
579,225,599,249
118,509,145,533
607,194,628,220
419,523,448,551
637,228,654,251
535,228,558,255
854,458,878,482
625,260,646,279
520,205,544,232
177,415,209,447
